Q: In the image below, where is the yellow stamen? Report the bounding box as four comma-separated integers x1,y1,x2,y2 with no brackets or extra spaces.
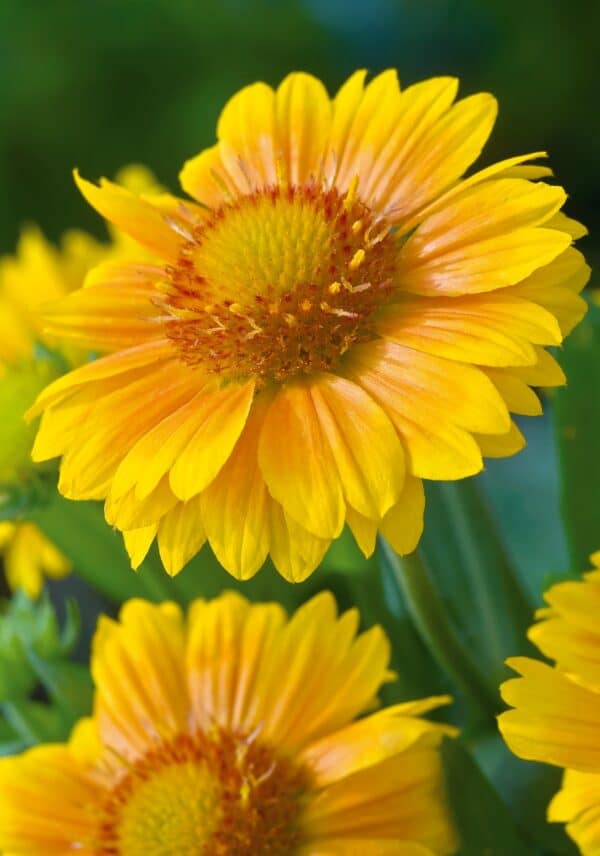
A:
343,175,359,211
349,249,366,271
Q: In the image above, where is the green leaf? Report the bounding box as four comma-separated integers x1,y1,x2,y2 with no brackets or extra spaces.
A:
473,733,578,855
422,481,534,686
442,739,530,856
32,494,175,603
0,700,69,745
553,300,600,572
25,655,93,723
379,539,497,727
0,472,57,520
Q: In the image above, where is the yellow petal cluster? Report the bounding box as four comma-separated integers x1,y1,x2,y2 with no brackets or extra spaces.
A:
27,70,589,581
499,553,600,854
0,591,458,854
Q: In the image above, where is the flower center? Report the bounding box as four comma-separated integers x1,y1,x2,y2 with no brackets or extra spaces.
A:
97,729,311,855
163,183,397,384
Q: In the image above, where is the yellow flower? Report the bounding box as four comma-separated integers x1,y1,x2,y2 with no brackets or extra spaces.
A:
0,591,457,854
0,521,70,598
28,71,589,581
499,552,600,854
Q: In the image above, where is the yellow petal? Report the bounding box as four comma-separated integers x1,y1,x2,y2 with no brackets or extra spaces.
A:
380,475,425,556
105,475,177,530
331,69,406,193
377,293,561,368
157,496,206,576
474,421,525,458
348,340,509,479
268,501,331,583
43,261,163,352
399,179,570,296
483,369,542,417
0,745,101,851
328,69,368,173
249,591,392,748
549,769,600,855
111,384,215,500
57,362,195,499
310,373,405,519
169,380,255,501
301,697,453,786
376,87,496,222
499,657,600,773
27,338,175,420
216,80,277,190
346,507,378,558
186,591,286,731
399,151,549,235
304,744,457,853
259,381,345,539
74,171,183,262
507,246,590,336
200,402,270,580
92,600,187,759
510,346,565,388
179,142,239,209
275,72,332,185
123,524,157,570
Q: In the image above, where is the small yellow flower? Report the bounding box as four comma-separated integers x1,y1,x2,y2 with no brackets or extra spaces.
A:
0,522,70,598
499,552,600,854
28,71,589,581
0,591,458,854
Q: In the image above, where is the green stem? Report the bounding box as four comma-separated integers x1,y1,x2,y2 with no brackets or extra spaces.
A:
380,538,499,725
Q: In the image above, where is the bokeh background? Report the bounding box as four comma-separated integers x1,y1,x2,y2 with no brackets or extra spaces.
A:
0,2,598,851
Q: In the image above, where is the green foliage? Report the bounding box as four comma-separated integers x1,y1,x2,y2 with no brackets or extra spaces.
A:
0,592,92,753
442,739,530,856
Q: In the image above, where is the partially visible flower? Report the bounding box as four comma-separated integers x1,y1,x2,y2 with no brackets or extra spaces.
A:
28,70,589,582
0,166,160,595
499,552,600,854
0,522,70,598
0,591,458,854
0,165,161,367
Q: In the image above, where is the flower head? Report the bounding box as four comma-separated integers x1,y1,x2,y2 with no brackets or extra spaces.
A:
499,552,600,854
29,71,589,580
0,591,457,854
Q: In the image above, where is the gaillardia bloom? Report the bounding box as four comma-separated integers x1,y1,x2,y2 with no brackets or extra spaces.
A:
0,591,458,854
0,521,70,598
29,71,589,580
499,553,600,854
